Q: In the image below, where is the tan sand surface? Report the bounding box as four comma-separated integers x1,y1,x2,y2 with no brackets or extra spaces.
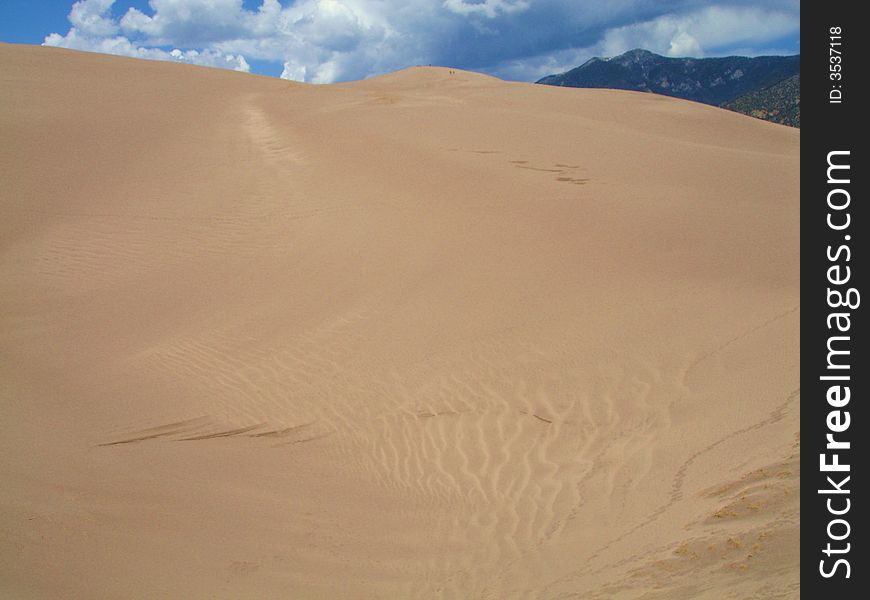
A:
0,43,799,599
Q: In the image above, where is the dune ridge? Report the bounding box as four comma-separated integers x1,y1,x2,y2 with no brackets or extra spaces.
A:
1,43,798,599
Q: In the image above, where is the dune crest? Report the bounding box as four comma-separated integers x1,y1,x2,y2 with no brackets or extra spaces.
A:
0,44,798,599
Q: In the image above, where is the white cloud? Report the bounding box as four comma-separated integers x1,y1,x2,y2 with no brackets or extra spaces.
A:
493,3,800,80
490,46,592,82
43,0,800,83
442,0,530,19
120,0,250,44
280,61,306,82
45,0,250,71
597,5,800,59
68,0,119,37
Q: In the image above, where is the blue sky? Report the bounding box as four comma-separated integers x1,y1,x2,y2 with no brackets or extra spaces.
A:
0,1,800,83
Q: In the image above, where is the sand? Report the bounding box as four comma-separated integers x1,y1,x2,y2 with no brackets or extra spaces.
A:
0,43,799,599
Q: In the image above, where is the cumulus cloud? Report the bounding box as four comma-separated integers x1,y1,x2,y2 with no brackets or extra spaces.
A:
442,0,530,19
45,0,250,71
68,0,119,36
597,5,801,59
43,0,800,83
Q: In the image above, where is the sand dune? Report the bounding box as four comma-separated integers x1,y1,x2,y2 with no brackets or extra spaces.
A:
0,43,799,599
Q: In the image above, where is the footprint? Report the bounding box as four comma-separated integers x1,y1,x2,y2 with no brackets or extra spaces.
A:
178,424,263,441
99,418,324,446
98,417,210,446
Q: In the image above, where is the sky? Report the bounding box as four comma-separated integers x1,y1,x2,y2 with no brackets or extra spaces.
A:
0,0,800,83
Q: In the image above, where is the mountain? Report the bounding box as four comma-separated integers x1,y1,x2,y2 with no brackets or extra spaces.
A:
537,49,800,123
723,73,800,128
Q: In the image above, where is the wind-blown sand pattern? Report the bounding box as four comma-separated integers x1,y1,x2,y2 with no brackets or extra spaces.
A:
0,44,798,599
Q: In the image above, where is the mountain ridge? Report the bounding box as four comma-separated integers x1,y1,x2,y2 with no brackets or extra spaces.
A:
537,49,800,126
